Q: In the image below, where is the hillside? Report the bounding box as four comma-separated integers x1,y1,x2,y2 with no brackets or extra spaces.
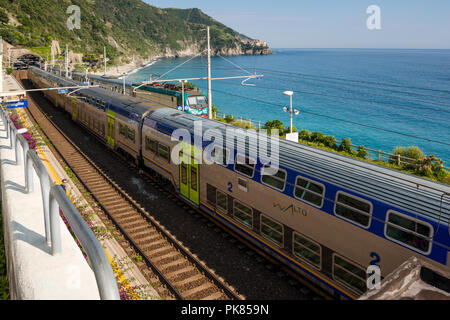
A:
0,0,272,68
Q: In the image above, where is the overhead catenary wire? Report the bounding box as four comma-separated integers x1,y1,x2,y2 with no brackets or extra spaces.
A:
214,78,450,115
196,85,450,147
242,66,450,97
142,64,450,110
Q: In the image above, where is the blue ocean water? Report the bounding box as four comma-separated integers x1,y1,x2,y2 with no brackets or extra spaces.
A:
127,49,450,162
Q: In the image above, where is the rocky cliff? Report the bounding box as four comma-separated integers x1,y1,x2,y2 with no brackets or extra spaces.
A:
0,0,272,68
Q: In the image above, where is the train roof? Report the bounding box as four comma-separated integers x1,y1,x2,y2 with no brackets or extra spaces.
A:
147,107,450,224
31,67,449,225
31,66,160,117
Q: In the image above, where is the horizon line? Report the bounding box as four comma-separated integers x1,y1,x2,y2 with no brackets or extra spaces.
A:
270,47,450,50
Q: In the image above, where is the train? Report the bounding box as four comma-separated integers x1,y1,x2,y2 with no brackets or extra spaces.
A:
28,66,450,300
52,67,210,118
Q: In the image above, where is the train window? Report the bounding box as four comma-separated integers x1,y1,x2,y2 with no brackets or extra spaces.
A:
333,254,367,295
294,177,325,208
233,200,253,228
128,128,135,142
211,146,229,166
216,191,227,213
119,124,126,137
158,144,170,162
261,165,286,191
385,211,432,254
181,163,187,185
293,232,321,269
334,192,372,228
260,215,283,247
191,167,198,191
145,137,157,153
234,154,256,178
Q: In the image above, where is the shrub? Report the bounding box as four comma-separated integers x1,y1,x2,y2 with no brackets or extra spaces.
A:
415,155,447,180
390,146,425,167
224,114,234,123
339,138,353,154
286,126,297,135
405,146,425,161
263,119,286,136
356,145,368,159
299,129,311,142
310,131,325,144
323,136,338,150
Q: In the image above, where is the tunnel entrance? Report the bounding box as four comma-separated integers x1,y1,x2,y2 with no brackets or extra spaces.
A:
13,54,42,70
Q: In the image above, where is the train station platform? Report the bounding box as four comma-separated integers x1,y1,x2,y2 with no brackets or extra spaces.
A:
0,73,26,103
0,71,161,300
0,113,107,299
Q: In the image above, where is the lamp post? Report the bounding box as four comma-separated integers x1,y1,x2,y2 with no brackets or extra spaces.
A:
283,90,300,133
282,91,300,141
180,79,187,110
122,73,126,95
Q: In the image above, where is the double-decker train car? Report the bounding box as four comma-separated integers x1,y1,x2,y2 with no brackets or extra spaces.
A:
28,66,450,300
67,69,209,117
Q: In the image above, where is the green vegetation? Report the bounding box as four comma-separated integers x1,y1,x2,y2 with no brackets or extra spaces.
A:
0,0,269,65
0,202,10,300
213,114,449,184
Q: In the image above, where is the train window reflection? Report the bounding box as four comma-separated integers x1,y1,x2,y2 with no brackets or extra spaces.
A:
158,144,170,161
119,124,126,137
334,192,372,228
294,177,324,208
260,215,283,247
385,211,432,254
293,232,321,269
145,137,157,153
216,191,227,213
233,200,253,228
333,255,367,295
234,154,256,178
212,146,229,166
261,165,286,191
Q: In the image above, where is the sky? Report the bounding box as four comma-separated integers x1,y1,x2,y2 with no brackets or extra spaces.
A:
144,0,450,49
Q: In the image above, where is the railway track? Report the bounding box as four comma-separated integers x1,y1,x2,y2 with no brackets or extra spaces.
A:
17,71,242,301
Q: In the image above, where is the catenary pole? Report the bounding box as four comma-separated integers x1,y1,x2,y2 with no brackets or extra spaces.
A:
207,26,213,119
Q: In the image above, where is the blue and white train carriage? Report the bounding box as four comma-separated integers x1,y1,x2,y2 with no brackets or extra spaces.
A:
29,66,450,299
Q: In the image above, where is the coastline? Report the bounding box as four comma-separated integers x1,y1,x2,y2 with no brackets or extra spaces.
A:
91,55,164,78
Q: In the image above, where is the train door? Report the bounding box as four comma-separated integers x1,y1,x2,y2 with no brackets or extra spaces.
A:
72,97,77,121
179,145,200,206
106,110,116,148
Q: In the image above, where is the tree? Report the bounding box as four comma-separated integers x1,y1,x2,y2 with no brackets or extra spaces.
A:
310,131,325,143
299,129,311,142
225,114,234,123
323,136,338,149
0,9,8,25
263,119,286,136
356,145,368,159
339,138,353,154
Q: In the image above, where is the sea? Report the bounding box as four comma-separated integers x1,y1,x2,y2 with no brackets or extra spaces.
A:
126,49,450,163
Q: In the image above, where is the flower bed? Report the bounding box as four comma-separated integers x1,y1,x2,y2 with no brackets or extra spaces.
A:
8,110,139,300
9,112,37,150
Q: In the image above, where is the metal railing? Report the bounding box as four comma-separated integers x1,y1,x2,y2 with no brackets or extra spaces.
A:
0,106,120,300
213,112,450,171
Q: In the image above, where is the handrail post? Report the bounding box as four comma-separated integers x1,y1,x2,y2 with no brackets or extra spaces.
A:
25,149,52,244
49,190,62,255
10,122,15,149
49,185,120,300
